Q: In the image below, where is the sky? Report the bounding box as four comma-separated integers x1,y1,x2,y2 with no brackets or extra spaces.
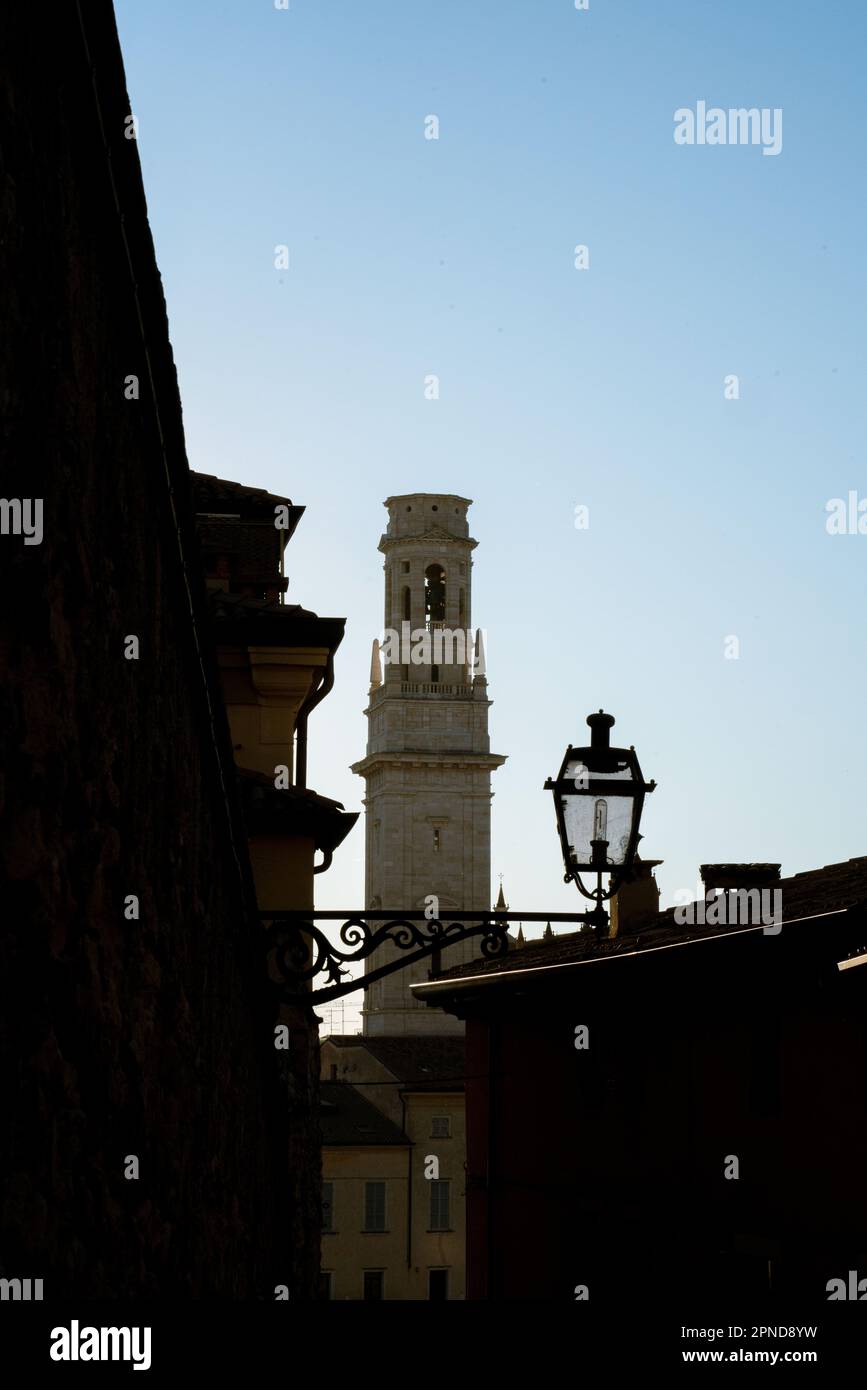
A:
115,0,867,1025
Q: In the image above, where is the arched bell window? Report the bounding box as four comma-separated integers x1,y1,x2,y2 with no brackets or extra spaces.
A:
425,564,446,627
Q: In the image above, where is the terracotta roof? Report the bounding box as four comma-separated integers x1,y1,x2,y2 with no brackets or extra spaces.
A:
319,1082,409,1146
415,856,867,990
322,1036,465,1090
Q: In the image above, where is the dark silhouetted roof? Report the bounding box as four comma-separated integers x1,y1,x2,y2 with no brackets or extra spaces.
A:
320,1082,409,1146
191,471,296,512
205,589,346,650
322,1036,465,1090
208,592,315,619
414,856,867,994
700,863,781,888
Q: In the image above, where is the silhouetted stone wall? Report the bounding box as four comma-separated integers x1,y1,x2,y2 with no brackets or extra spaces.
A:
0,1,317,1298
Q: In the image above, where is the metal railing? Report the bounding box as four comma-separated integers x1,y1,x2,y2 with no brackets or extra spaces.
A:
399,682,473,697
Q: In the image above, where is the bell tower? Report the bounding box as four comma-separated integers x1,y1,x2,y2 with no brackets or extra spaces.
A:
351,494,506,1036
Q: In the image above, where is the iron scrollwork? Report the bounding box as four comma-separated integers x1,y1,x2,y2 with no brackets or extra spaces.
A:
260,910,589,1005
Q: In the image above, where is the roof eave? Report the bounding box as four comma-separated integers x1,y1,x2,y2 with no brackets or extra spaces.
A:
411,905,862,999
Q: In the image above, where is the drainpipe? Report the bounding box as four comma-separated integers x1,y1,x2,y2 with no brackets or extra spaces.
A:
403,1093,413,1273
295,653,334,790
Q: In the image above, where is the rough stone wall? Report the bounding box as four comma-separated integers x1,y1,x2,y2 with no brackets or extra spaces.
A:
284,1001,322,1293
0,1,317,1297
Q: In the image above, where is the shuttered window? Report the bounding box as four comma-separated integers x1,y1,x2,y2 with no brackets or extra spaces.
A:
364,1181,386,1232
430,1180,450,1231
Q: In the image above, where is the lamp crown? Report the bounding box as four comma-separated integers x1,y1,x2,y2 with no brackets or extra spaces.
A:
586,709,615,751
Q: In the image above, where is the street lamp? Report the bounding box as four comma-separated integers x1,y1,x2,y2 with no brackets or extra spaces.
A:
544,710,656,935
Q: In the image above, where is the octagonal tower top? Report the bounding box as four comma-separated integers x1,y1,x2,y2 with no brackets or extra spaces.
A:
383,493,473,541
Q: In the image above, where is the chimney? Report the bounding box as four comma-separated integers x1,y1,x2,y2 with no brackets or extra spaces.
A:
700,863,781,894
610,856,662,937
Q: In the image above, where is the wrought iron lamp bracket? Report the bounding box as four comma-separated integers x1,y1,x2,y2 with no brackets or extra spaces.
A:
260,910,597,1006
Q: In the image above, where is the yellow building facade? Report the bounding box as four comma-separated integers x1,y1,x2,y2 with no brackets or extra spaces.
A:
320,1036,466,1299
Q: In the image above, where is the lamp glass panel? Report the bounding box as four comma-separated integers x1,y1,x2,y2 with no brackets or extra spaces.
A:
561,759,637,867
560,795,596,866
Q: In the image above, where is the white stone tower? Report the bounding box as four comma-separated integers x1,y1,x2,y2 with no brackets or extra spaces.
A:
351,494,506,1036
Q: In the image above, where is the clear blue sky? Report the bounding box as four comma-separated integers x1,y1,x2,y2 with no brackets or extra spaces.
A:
115,1,867,971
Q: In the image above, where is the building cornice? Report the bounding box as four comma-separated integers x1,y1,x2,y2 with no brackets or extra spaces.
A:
351,750,507,776
210,607,346,653
378,531,478,553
